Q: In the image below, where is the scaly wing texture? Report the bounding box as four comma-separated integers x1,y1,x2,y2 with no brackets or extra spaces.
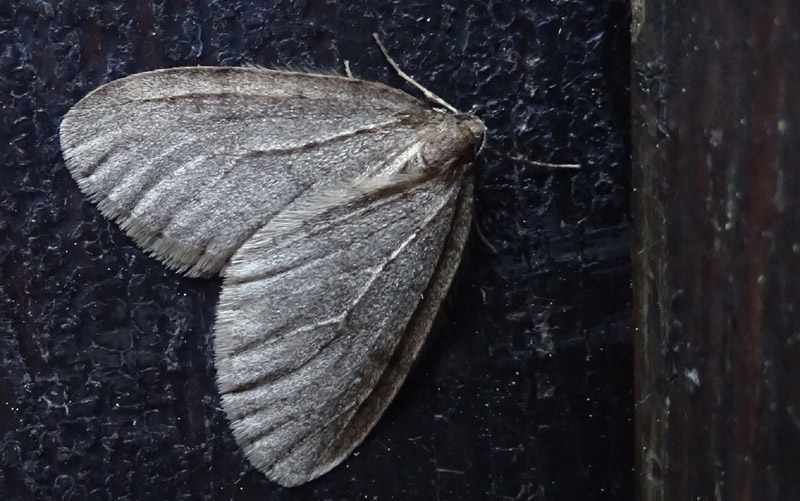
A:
59,67,431,277
215,174,473,486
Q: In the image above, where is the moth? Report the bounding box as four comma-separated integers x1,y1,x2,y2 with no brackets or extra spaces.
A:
59,35,484,486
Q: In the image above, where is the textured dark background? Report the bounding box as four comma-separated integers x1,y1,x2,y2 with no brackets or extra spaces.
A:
0,0,631,499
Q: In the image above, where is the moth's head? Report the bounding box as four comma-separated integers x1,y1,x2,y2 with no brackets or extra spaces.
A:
453,113,487,157
418,111,487,174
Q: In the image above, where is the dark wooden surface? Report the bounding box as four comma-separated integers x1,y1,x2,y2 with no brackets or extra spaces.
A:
633,1,800,500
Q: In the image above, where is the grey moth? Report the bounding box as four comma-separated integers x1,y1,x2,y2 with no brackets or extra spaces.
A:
59,36,484,486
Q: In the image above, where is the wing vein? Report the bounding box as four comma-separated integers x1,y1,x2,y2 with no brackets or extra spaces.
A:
222,312,348,394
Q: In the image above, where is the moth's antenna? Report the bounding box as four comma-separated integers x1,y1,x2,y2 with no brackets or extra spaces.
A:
484,149,581,170
372,33,460,114
506,154,581,169
372,34,579,171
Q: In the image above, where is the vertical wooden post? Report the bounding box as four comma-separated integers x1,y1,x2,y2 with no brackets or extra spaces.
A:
632,1,800,500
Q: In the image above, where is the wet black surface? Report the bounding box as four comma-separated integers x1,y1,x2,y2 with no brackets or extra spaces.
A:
0,0,632,499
